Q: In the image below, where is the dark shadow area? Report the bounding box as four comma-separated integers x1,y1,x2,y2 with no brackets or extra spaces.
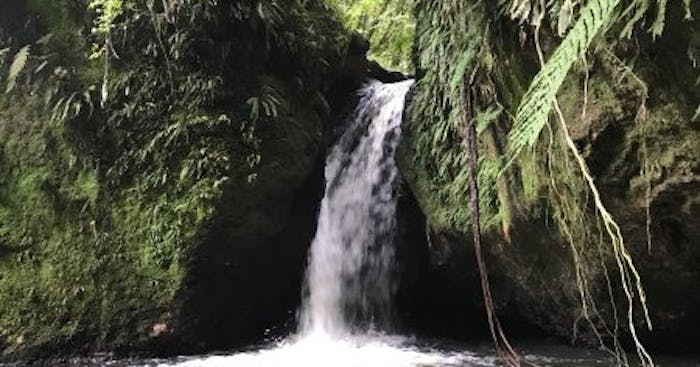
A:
167,155,327,356
392,184,550,344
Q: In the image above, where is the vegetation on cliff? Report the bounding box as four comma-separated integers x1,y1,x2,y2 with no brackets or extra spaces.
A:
1,0,698,364
326,0,414,73
0,0,348,359
401,0,698,363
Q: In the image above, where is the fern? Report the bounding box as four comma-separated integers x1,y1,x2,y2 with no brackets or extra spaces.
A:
326,0,415,72
0,48,10,66
650,0,668,38
506,0,619,161
617,0,669,39
5,45,31,93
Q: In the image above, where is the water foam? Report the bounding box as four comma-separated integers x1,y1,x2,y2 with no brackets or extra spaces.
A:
157,335,492,367
299,79,414,336
148,80,622,367
154,80,493,367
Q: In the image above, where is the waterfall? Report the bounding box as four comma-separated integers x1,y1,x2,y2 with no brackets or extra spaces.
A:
159,78,488,366
299,79,415,337
153,76,657,367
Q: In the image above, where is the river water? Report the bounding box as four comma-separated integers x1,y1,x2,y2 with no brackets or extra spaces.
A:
64,338,699,367
56,80,698,367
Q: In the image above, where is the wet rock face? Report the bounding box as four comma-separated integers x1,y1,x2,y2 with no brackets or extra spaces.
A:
0,0,350,361
628,179,700,352
399,0,700,355
397,129,700,353
403,76,700,353
171,155,327,354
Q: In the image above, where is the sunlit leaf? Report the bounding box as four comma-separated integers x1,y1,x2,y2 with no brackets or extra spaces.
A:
6,45,31,93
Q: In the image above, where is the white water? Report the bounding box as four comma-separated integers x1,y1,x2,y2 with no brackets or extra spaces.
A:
299,79,413,336
157,80,485,366
148,80,635,367
158,334,494,367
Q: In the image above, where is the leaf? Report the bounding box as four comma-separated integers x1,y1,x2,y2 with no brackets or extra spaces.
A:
34,60,48,74
0,47,9,62
507,0,620,162
450,53,473,93
619,0,649,39
683,0,693,20
179,165,191,181
650,0,668,39
257,2,266,20
475,106,503,135
36,33,53,45
557,0,575,36
246,97,260,120
5,45,31,93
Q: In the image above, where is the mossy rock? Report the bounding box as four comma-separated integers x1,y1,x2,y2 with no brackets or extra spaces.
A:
400,0,700,353
0,0,349,361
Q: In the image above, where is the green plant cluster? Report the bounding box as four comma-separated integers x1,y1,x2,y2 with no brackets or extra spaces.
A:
0,0,347,357
405,0,696,282
401,1,510,234
402,0,697,364
326,0,415,73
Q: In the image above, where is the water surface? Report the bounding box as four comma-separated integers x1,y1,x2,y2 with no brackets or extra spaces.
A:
120,336,697,367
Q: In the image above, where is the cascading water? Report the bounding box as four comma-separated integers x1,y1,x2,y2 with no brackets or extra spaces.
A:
153,79,630,367
299,79,412,336
155,80,483,367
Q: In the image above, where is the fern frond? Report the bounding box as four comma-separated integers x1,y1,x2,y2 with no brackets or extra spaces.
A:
0,47,10,65
618,0,669,39
650,0,668,39
506,0,619,161
5,45,31,93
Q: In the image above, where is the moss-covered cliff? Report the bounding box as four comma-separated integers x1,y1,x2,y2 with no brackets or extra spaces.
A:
400,0,699,354
2,0,698,362
0,0,349,360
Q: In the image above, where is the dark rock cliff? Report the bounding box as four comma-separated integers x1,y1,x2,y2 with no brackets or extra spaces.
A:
399,0,699,354
0,0,356,361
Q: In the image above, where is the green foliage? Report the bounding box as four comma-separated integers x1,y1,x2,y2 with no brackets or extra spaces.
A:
402,1,511,235
506,0,620,162
327,0,415,72
404,0,697,364
503,0,687,165
0,48,9,66
617,0,669,39
89,0,346,184
4,45,30,93
88,0,123,35
0,0,348,356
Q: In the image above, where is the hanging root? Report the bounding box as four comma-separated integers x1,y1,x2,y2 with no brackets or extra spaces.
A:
599,47,654,255
544,120,628,366
462,77,528,367
552,99,654,367
529,15,653,363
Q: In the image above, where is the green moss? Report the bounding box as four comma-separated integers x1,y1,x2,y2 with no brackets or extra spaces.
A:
327,0,415,72
0,101,170,352
400,1,532,236
0,0,348,359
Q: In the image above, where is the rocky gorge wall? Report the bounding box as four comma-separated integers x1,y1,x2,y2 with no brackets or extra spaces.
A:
0,0,354,361
399,0,699,354
1,0,698,362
